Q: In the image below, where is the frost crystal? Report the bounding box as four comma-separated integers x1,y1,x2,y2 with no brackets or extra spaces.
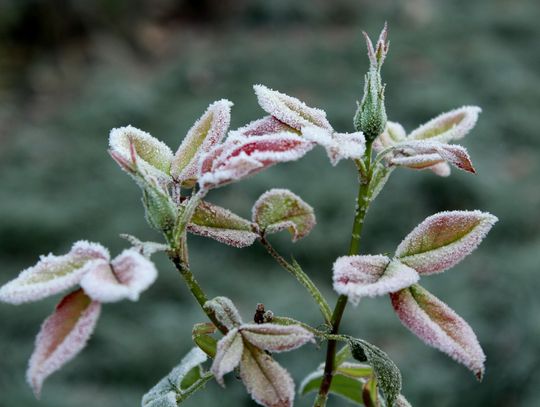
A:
302,126,366,166
204,296,243,330
0,241,109,305
332,255,419,305
239,323,315,352
230,115,297,139
211,328,244,386
253,84,332,131
198,133,315,190
252,188,316,241
390,284,486,379
171,99,233,186
27,289,101,397
395,210,498,275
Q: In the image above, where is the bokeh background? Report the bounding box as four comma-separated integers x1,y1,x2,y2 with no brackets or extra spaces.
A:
1,1,539,406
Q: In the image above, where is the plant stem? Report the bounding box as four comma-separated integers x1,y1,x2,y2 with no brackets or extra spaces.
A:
260,236,333,325
314,142,374,407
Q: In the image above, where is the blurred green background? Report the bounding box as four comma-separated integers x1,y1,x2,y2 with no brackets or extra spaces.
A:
1,0,539,406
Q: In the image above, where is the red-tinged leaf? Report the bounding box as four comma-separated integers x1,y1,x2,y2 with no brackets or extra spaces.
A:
109,125,173,180
171,99,233,186
253,84,332,131
27,289,101,397
203,296,243,330
80,249,157,303
198,133,314,190
0,241,109,305
189,200,258,248
373,121,407,152
211,328,244,386
364,22,389,68
408,106,481,143
395,210,498,275
333,255,419,305
390,284,485,379
302,126,366,166
252,189,316,241
231,115,297,138
240,347,295,407
240,323,314,352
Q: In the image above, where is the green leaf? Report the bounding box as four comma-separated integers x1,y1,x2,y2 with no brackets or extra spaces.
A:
299,369,365,404
349,338,402,407
192,323,218,359
252,189,316,241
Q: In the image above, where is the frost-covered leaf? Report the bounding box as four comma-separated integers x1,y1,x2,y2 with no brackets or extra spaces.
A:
171,100,233,186
396,394,413,407
142,347,209,407
188,201,258,248
0,241,109,305
109,125,173,180
299,369,365,404
349,338,402,407
119,234,169,258
427,161,451,177
364,22,389,68
395,210,498,275
240,323,314,352
199,133,314,190
253,84,332,131
27,289,101,397
240,347,295,407
408,106,481,143
80,249,157,303
204,296,243,330
252,189,315,241
230,116,297,139
211,328,244,386
390,284,485,379
302,126,366,166
373,121,407,152
333,255,419,305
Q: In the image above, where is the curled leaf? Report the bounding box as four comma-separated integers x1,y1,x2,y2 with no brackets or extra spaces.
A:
211,328,244,386
171,99,233,186
302,126,366,166
204,296,243,330
142,347,209,407
252,189,316,241
0,241,109,305
199,134,314,190
240,346,295,407
408,106,481,143
373,121,407,152
230,115,297,138
240,323,314,352
80,249,157,303
189,201,258,248
395,210,498,275
27,289,101,397
253,84,332,131
390,284,485,379
333,255,419,305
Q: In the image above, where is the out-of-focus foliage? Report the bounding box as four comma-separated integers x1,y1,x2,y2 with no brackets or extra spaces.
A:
0,0,539,406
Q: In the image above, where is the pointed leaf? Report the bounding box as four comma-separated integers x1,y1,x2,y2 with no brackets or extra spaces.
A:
188,200,258,248
142,347,209,407
390,284,485,379
231,115,297,138
199,133,314,190
395,210,498,275
253,84,332,131
299,369,365,404
303,126,366,166
27,289,101,397
80,249,157,303
109,125,173,179
252,189,316,241
333,255,419,305
240,346,295,407
408,106,481,143
211,328,244,386
0,241,109,305
349,338,402,407
240,323,314,352
171,100,233,186
204,296,243,330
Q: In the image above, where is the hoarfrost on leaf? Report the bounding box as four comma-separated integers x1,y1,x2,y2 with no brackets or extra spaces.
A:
239,323,314,352
390,284,485,379
211,328,244,386
27,289,101,397
252,188,316,241
302,126,366,166
395,210,498,275
203,296,243,330
332,255,419,305
230,115,297,139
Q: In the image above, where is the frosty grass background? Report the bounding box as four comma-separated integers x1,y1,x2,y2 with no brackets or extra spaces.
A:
0,1,539,406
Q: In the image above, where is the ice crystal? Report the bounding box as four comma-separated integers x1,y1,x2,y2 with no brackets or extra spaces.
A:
302,126,366,166
390,284,485,379
239,323,315,352
204,296,243,330
230,115,297,139
211,328,244,386
27,289,101,397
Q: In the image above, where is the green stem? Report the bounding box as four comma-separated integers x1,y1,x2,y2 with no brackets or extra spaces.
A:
260,236,333,324
314,141,374,407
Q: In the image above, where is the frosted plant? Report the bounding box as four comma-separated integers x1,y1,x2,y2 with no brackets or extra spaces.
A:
0,24,498,407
